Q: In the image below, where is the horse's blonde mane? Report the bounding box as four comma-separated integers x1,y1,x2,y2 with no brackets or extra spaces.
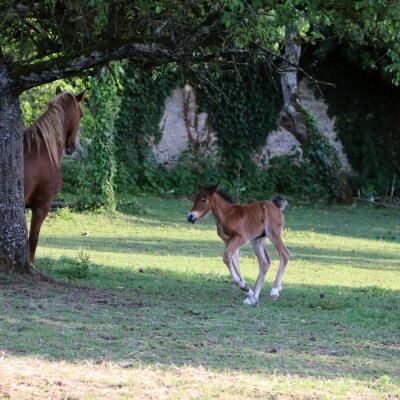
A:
24,93,76,163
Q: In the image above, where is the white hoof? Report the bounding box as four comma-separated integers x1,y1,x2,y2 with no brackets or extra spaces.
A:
243,296,258,307
243,298,252,306
270,287,280,300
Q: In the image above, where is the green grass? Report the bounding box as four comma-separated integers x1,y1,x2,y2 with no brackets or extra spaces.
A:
1,196,399,399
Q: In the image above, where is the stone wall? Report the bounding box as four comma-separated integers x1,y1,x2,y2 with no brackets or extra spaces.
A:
152,85,217,167
298,79,351,170
152,79,351,171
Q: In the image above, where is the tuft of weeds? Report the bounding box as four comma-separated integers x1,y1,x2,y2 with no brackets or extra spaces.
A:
48,206,74,221
307,299,347,310
57,251,92,280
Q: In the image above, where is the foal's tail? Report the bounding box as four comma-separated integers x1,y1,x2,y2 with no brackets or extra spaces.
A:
272,196,288,211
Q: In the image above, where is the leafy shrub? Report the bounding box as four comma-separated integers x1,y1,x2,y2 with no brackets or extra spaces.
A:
81,65,122,210
21,79,86,127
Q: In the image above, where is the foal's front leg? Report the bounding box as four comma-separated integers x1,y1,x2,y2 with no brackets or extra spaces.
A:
232,249,258,306
223,236,255,303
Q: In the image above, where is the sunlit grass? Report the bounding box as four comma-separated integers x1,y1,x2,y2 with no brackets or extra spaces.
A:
1,196,399,399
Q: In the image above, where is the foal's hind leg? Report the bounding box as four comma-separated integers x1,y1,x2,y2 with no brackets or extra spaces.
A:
29,203,51,264
267,228,290,300
243,237,271,306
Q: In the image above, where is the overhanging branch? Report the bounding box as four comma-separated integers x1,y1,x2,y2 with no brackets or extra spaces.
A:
11,32,250,92
11,37,177,91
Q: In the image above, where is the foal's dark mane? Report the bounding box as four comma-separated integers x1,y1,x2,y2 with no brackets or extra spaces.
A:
216,190,234,203
202,185,235,203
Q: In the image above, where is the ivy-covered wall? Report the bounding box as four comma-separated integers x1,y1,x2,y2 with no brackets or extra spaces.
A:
23,54,400,206
198,64,282,176
111,64,290,199
114,65,180,190
119,64,348,201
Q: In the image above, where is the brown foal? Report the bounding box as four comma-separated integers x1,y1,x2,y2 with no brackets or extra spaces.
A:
187,185,290,306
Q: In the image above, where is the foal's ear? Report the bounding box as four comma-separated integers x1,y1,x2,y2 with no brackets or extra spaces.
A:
76,90,87,103
56,86,63,95
208,184,219,194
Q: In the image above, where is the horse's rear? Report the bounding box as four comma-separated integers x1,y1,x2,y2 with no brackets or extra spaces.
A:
24,88,84,263
24,144,62,208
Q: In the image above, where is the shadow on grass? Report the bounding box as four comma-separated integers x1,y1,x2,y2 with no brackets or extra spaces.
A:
40,235,400,271
1,260,399,382
284,206,400,242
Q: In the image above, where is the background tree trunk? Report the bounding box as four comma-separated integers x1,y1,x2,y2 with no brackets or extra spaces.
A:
279,32,352,204
279,31,309,145
0,62,30,273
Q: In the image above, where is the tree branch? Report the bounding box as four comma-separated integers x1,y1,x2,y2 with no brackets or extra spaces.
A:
188,48,250,64
11,29,249,92
11,37,176,91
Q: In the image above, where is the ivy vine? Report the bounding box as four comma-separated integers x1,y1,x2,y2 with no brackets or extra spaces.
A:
80,64,122,210
114,64,181,190
198,64,282,179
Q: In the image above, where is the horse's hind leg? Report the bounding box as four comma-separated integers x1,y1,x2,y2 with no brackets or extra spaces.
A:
267,228,290,300
244,237,271,306
29,203,51,264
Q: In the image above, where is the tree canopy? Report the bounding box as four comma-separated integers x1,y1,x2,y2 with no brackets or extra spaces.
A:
2,1,400,91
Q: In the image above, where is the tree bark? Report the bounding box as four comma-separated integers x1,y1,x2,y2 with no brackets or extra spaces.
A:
0,62,31,273
278,32,352,204
279,31,309,145
11,36,248,92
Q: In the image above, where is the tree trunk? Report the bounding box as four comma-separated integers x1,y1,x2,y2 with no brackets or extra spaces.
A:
278,32,352,204
0,62,30,273
279,31,309,145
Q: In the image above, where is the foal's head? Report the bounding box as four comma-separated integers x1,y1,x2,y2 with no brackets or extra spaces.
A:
187,185,219,223
55,86,85,155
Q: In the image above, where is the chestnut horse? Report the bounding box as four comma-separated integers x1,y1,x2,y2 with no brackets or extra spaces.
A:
187,185,290,306
24,87,85,263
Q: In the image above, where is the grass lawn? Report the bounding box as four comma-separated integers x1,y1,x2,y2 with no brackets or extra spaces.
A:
1,195,399,399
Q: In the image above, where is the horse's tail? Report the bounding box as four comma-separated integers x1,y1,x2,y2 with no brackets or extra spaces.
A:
272,196,288,211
